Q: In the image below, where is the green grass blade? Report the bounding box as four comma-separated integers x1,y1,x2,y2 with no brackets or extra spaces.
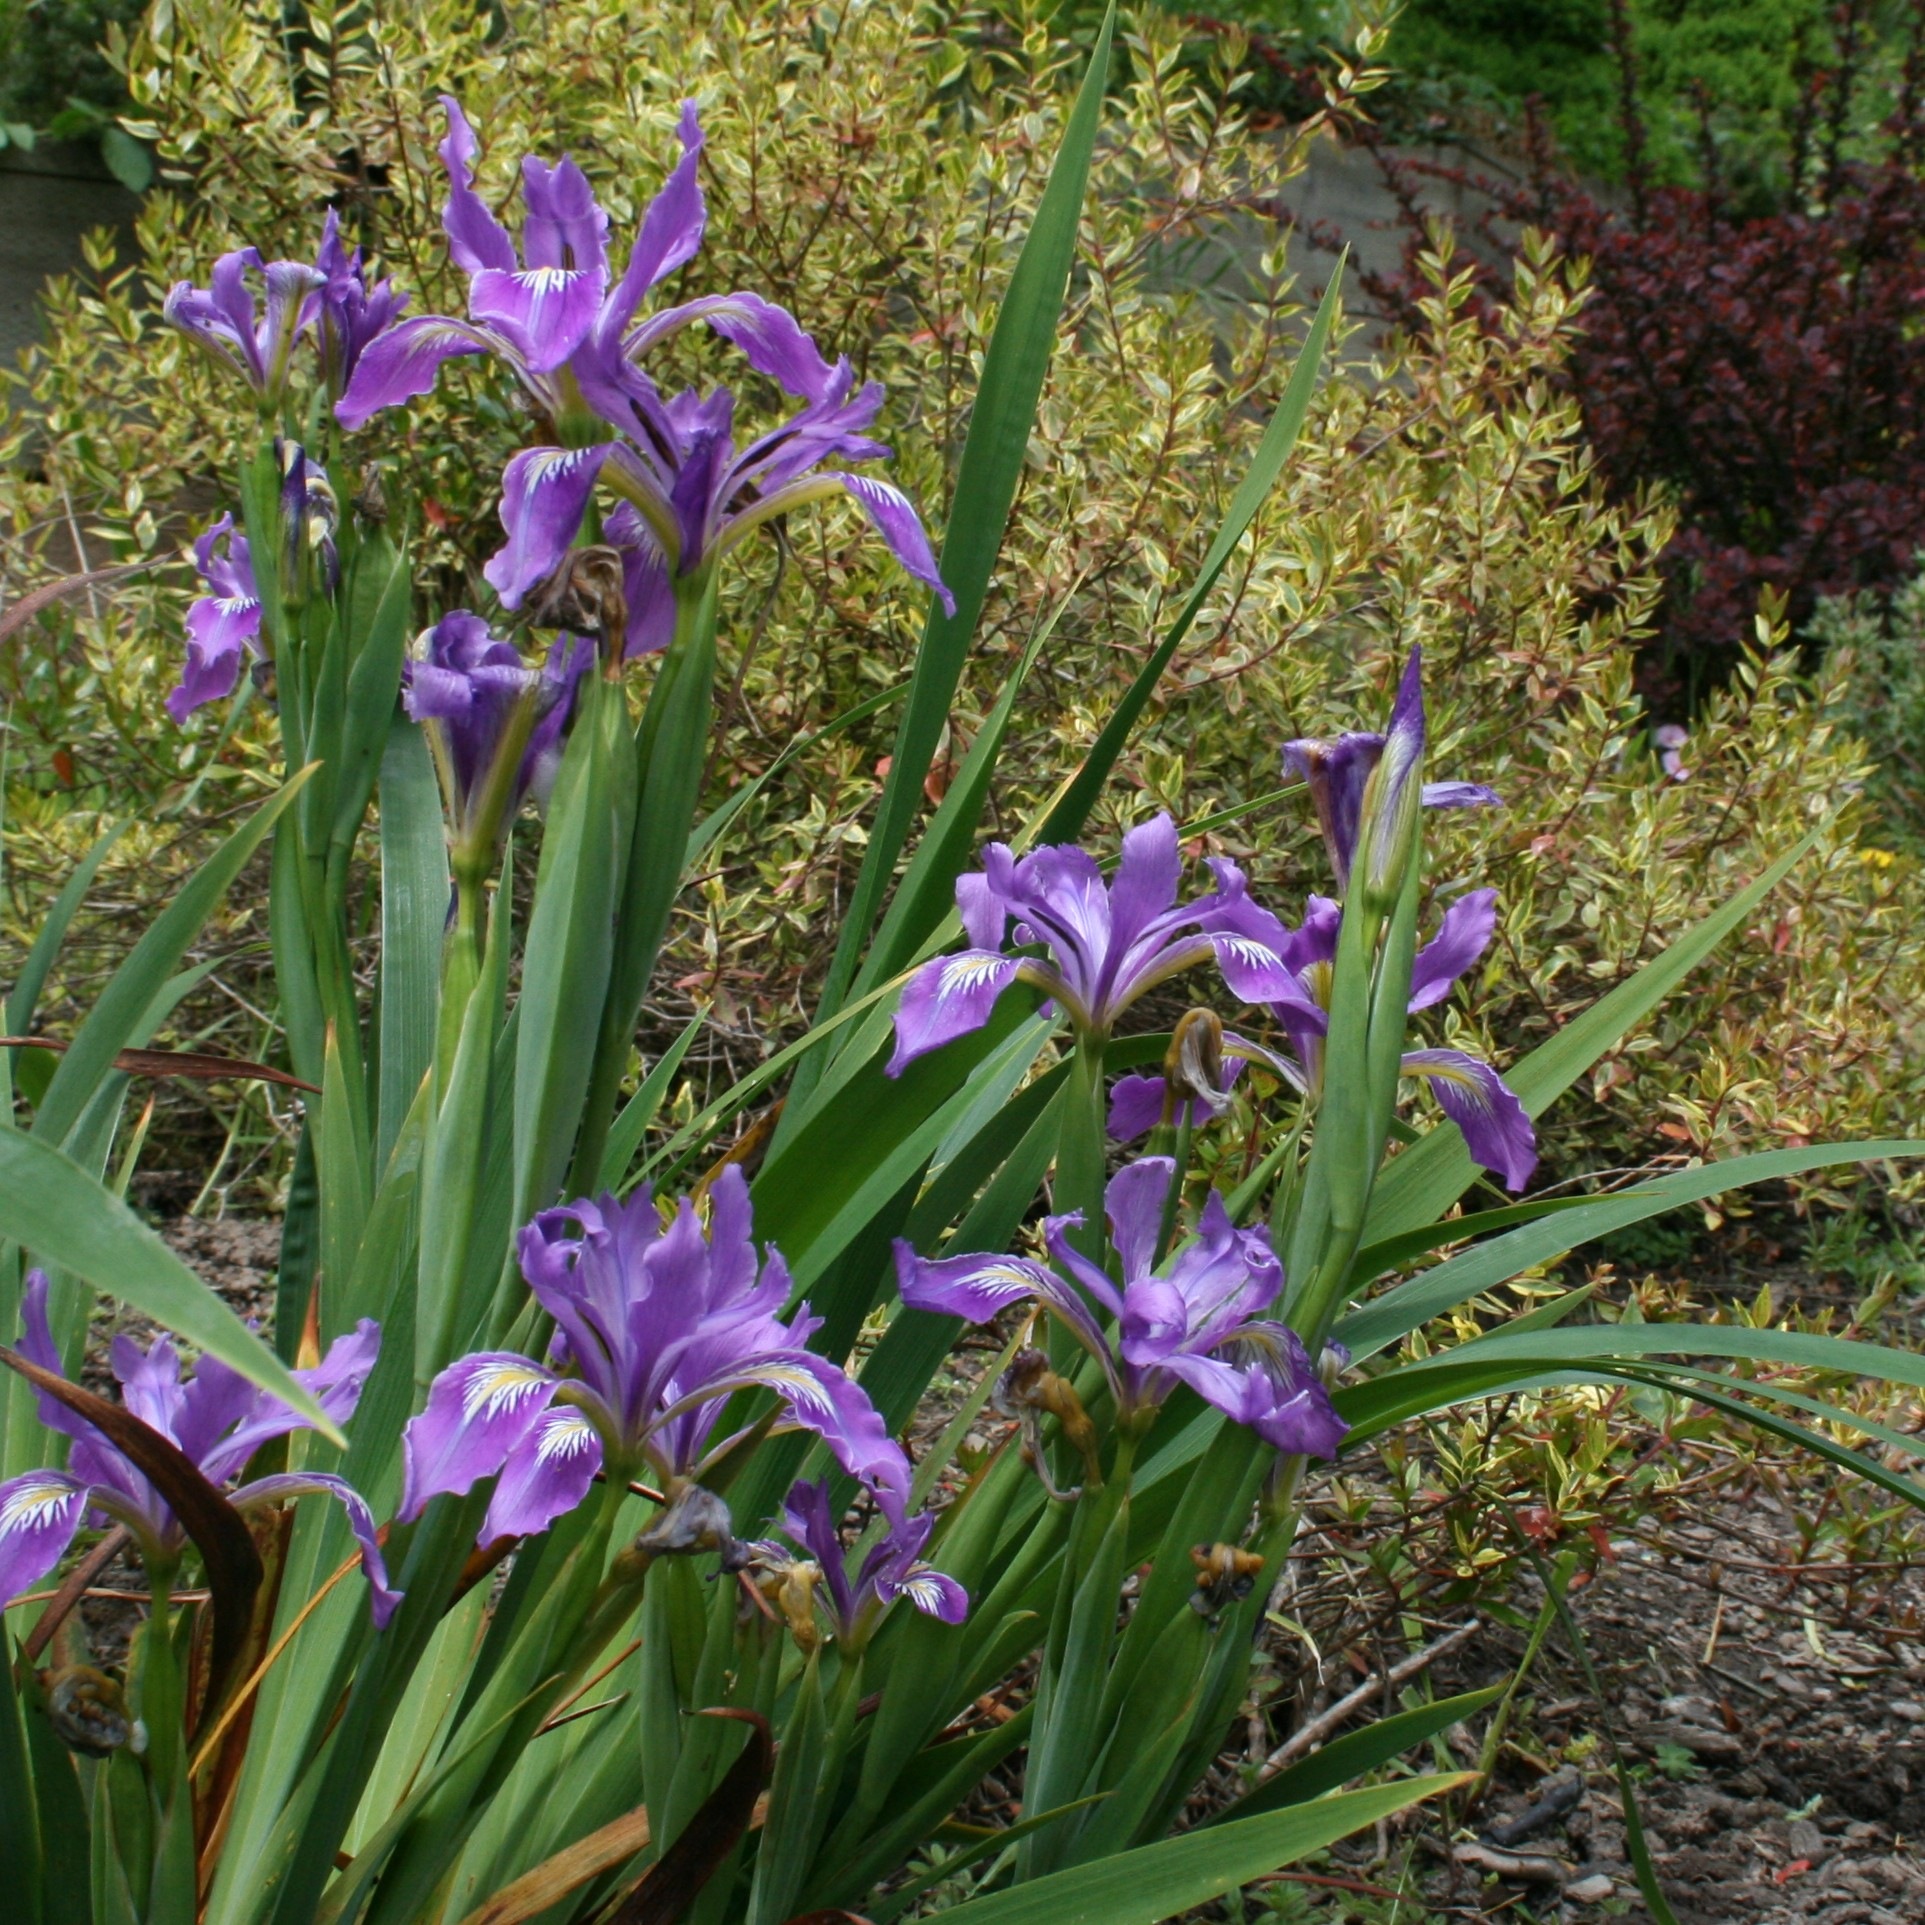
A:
751,1005,1048,1297
1350,1197,1591,1282
1038,257,1344,845
1337,1137,1925,1360
327,530,413,871
597,1007,704,1191
850,605,1059,1003
685,681,906,869
31,773,310,1149
1365,823,1830,1241
0,1130,336,1435
513,675,620,1219
0,1659,44,1924
1336,1317,1925,1445
317,1023,371,1344
803,2,1118,1056
1611,1365,1925,1515
929,1775,1468,1925
4,821,126,1042
1208,1686,1504,1825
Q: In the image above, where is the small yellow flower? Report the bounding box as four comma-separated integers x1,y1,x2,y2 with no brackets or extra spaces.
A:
1861,848,1896,868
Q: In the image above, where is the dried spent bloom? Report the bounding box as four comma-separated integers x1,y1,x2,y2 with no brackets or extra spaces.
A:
0,1274,398,1625
895,1158,1348,1458
1106,1007,1247,1141
888,812,1310,1076
399,1168,911,1546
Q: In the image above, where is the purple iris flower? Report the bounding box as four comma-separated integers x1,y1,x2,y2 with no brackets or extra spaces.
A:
169,514,265,724
490,365,953,656
398,1168,912,1548
888,812,1313,1077
337,96,693,426
164,247,325,403
0,1272,399,1625
335,99,951,645
404,612,593,856
751,1478,967,1645
312,209,408,397
1136,890,1535,1190
1284,649,1497,896
333,98,832,433
893,1159,1347,1458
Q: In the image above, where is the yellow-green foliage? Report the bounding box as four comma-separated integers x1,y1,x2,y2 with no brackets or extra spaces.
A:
2,0,1920,1205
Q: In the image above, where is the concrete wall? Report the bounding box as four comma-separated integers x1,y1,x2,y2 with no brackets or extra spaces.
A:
0,140,141,367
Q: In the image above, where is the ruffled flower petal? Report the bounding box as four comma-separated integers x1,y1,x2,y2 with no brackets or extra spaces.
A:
398,1352,561,1522
0,1471,87,1607
437,95,518,275
519,153,608,279
672,1350,911,1525
638,290,841,404
828,473,955,615
1422,780,1499,811
600,101,706,338
1104,1155,1175,1286
468,264,606,372
483,443,615,608
230,1471,403,1628
881,1563,969,1624
479,1406,605,1543
887,950,1021,1076
1401,1047,1537,1191
334,315,495,429
1407,888,1497,1012
893,1244,1060,1324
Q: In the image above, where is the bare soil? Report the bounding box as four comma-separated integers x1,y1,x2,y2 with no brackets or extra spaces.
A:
1265,1491,1925,1923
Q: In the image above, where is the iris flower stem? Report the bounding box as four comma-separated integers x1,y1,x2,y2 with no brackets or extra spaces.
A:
438,877,484,1081
138,1556,185,1806
569,568,720,1196
1262,1103,1312,1250
1056,1029,1111,1267
1154,1109,1195,1269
